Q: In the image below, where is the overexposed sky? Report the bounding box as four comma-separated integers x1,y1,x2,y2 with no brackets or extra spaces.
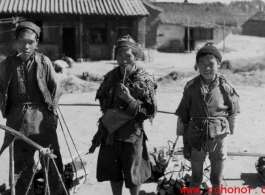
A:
156,0,265,3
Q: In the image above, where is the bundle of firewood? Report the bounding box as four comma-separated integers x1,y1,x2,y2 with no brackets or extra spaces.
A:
156,163,212,195
156,174,211,195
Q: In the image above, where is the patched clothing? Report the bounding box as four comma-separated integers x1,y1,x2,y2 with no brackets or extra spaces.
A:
0,53,61,152
0,52,63,195
94,65,157,143
9,53,44,105
94,65,157,187
175,74,240,151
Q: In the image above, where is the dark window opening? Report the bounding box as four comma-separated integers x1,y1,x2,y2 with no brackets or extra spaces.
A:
86,22,107,44
42,21,58,43
35,21,43,42
198,28,213,40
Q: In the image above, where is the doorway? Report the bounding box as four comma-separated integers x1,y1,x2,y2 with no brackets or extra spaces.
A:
184,28,194,51
62,28,76,59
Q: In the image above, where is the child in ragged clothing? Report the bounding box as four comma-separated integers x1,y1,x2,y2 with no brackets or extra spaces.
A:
175,43,240,195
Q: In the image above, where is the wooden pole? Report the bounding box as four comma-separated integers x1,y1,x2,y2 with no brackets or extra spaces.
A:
187,17,190,53
79,16,83,60
9,141,15,195
174,151,265,157
223,19,225,54
58,103,175,115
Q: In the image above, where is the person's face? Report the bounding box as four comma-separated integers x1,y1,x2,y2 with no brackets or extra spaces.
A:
116,47,137,75
198,55,220,83
16,30,38,61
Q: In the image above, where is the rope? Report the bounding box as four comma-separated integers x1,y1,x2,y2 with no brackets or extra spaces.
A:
57,110,75,167
25,154,42,195
57,107,88,181
50,158,69,195
24,151,69,195
42,156,50,195
177,159,191,179
203,160,210,180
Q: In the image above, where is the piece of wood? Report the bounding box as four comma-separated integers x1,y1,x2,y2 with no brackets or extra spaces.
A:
79,16,83,59
174,151,265,157
9,141,15,195
59,104,175,115
0,124,56,159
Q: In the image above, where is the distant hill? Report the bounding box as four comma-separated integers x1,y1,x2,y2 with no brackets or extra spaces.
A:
228,0,265,33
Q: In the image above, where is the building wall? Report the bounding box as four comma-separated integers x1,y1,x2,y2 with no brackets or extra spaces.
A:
137,17,147,47
37,44,60,61
0,22,17,56
0,14,145,61
242,21,265,37
156,24,185,51
193,28,232,50
145,5,161,48
213,28,232,44
155,24,233,51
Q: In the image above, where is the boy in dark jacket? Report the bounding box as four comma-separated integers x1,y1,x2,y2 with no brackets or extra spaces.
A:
175,43,240,195
0,21,63,195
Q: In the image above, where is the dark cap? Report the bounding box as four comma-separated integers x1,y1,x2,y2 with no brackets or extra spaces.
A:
16,21,41,38
196,43,222,63
115,35,141,57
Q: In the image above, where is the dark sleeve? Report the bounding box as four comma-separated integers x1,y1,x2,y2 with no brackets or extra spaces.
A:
44,56,61,110
124,81,157,122
95,73,111,113
0,60,6,113
175,90,191,124
0,87,3,114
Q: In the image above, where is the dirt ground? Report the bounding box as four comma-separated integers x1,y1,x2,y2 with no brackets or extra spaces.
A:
0,34,265,194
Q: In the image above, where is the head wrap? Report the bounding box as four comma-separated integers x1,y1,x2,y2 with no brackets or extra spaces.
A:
15,21,41,38
115,35,141,58
196,43,222,63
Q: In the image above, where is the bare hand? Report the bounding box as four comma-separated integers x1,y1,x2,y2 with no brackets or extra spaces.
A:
117,83,132,103
39,148,51,155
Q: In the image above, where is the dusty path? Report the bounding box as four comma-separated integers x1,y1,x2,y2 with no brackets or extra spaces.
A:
0,84,264,195
0,34,265,194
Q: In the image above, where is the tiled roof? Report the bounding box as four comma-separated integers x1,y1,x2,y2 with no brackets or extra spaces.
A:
0,0,149,16
155,2,237,28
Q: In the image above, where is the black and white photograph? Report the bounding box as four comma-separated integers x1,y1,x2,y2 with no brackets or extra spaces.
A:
0,0,264,194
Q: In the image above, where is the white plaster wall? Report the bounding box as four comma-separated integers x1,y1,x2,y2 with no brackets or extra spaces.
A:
156,24,185,49
194,28,233,50
213,28,232,45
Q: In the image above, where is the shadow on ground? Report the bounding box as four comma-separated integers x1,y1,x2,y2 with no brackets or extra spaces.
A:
139,191,157,195
240,173,264,188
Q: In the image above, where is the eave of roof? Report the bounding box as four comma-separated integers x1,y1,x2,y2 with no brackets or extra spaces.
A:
0,0,149,16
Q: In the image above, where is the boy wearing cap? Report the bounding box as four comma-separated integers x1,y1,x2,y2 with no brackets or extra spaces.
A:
90,35,157,195
175,44,240,195
0,21,63,194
